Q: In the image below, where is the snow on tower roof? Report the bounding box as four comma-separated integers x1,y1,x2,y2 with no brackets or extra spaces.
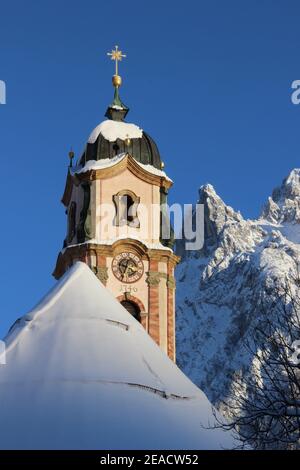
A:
88,119,143,144
71,152,172,181
0,262,235,449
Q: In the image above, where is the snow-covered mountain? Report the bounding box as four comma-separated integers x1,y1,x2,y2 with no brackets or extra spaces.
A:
176,169,300,407
0,262,235,450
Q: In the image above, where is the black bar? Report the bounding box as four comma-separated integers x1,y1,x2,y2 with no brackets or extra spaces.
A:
0,450,299,466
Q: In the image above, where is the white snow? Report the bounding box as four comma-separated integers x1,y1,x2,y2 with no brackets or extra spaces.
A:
72,153,172,181
284,168,300,188
255,219,300,245
111,105,124,110
135,160,173,181
281,222,300,244
71,153,127,174
0,262,235,450
88,120,143,144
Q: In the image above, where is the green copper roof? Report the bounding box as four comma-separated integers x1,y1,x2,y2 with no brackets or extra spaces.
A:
105,87,129,121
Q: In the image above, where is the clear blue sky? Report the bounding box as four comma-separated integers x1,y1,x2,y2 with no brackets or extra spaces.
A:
0,0,300,337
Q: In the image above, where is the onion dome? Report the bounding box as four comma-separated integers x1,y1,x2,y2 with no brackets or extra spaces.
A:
80,47,162,170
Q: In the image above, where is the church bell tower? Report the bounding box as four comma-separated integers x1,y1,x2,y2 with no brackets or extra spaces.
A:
53,47,180,361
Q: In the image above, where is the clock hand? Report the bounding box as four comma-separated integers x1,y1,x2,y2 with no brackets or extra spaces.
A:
129,265,137,273
127,260,138,273
121,260,130,280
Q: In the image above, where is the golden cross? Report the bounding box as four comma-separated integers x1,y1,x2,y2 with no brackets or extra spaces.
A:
107,45,126,76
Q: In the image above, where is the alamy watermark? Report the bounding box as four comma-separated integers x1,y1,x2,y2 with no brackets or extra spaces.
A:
99,201,204,251
0,80,6,104
0,340,6,365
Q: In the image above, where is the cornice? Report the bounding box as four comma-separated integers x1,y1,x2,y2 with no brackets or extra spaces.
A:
76,154,173,190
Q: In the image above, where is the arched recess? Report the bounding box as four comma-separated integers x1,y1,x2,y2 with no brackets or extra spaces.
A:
111,238,148,259
120,300,141,322
113,189,140,228
117,294,147,329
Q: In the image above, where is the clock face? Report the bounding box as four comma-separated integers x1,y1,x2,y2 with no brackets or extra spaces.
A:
112,252,144,283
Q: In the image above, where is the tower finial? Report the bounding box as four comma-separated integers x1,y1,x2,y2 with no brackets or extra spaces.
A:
107,45,126,88
105,45,129,121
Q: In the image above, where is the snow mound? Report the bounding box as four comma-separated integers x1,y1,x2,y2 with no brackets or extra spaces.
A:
0,262,234,450
88,120,143,144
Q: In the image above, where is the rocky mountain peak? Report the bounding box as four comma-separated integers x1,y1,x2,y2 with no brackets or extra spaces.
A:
197,184,243,254
261,169,300,224
198,184,241,221
277,168,300,200
176,169,300,411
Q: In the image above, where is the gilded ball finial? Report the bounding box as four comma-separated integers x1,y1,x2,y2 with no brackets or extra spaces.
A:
107,46,126,88
112,74,122,88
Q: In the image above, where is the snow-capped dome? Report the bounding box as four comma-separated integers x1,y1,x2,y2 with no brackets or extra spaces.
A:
79,83,163,170
0,263,235,449
81,119,162,170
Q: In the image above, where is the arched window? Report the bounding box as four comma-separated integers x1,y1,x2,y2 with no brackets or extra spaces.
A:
67,201,76,243
113,190,140,228
121,300,141,323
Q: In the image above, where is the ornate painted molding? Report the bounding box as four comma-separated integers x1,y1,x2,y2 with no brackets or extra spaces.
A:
93,266,109,283
116,294,146,313
146,271,161,286
166,276,176,289
146,271,176,289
